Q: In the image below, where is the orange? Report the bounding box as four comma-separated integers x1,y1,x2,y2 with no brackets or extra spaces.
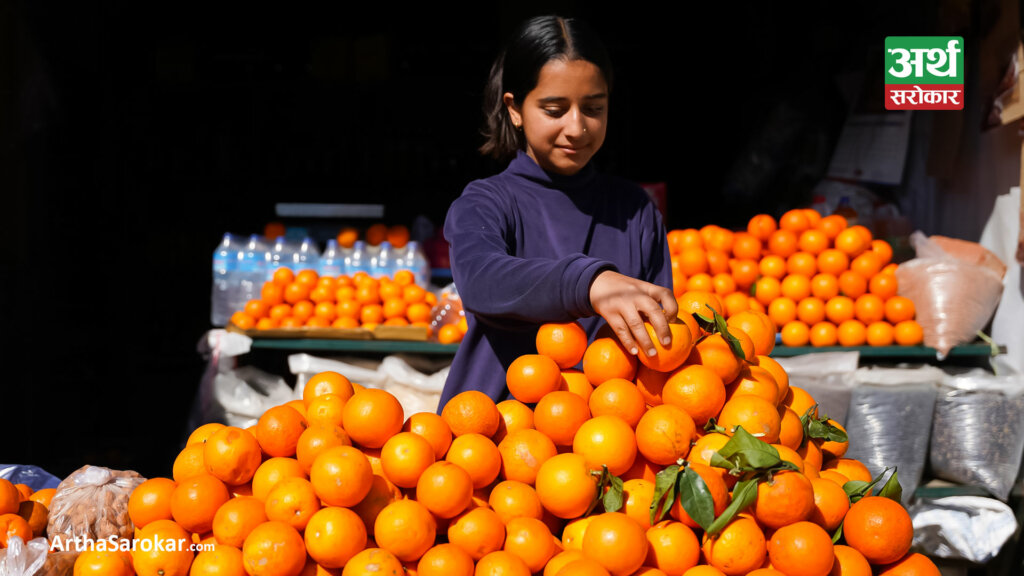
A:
374,499,437,562
582,337,638,385
894,320,924,346
230,311,256,330
132,519,194,576
854,294,886,324
535,453,599,519
835,228,868,257
256,405,309,458
343,388,405,449
779,273,811,301
752,276,781,307
364,223,388,246
242,521,307,576
767,229,799,257
882,295,915,323
204,426,262,486
708,252,733,278
635,404,696,465
299,507,365,569
261,282,285,306
786,252,818,278
731,232,762,260
402,283,427,304
16,500,45,537
379,432,436,489
662,364,726,427
185,421,226,446
534,391,591,447
798,229,829,255
556,559,612,575
686,273,714,293
580,512,648,576
172,444,207,483
0,513,31,547
244,299,270,319
265,476,321,531
303,371,354,406
544,551,586,576
588,378,647,428
448,506,506,560
677,248,709,276
503,517,556,573
644,520,700,575
824,296,855,324
488,480,543,524
506,354,563,403
850,252,882,279
560,517,593,552
721,292,751,318
536,321,589,369
817,214,848,239
128,477,176,530
305,395,348,429
871,239,894,266
677,291,725,320
781,320,810,347
877,552,942,576
706,227,735,253
712,273,737,295
211,495,267,548
756,354,789,401
808,477,850,532
717,394,781,443
269,303,293,322
838,270,868,299
726,364,780,405
809,321,838,347
619,478,656,529
726,310,775,356
295,269,319,287
446,433,502,489
796,297,826,326
822,458,872,483
437,323,463,344
417,544,474,576
637,321,695,373
685,332,744,385
669,462,730,528
767,521,835,576
26,487,54,509
631,364,667,407
729,259,761,289
341,548,404,576
309,445,373,507
572,415,638,476
752,470,815,529
497,428,558,485
837,319,867,347
667,230,690,255
815,250,848,277
767,297,798,329
170,473,230,534
493,399,535,444
475,551,531,576
866,321,895,346
700,516,766,576
441,390,501,438
251,457,306,502
779,209,812,233
829,545,873,576
403,412,453,459
843,496,914,564
810,273,839,301
74,549,136,576
869,272,899,299
386,224,410,248
747,214,778,241
272,266,295,286
758,255,787,279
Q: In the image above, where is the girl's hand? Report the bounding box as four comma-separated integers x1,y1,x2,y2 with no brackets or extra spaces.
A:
589,270,679,357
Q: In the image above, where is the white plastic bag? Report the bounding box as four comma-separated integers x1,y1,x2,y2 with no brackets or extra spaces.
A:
909,495,1018,563
846,365,943,503
773,352,860,426
929,368,1024,501
212,366,296,428
189,329,255,430
0,537,49,576
288,353,386,396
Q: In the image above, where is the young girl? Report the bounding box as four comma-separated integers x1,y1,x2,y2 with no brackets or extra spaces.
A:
439,15,677,406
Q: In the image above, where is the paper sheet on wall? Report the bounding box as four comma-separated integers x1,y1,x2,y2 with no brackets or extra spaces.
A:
826,111,913,185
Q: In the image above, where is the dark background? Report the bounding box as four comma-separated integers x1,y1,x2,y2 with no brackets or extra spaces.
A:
1,1,995,480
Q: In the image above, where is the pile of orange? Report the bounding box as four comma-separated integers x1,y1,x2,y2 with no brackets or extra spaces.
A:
336,224,410,249
116,310,938,576
0,477,54,549
227,268,466,344
668,209,925,348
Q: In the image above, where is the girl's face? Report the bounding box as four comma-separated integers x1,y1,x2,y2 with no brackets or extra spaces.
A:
504,59,609,176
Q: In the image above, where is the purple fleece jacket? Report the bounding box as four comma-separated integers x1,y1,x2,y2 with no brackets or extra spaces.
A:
439,150,672,406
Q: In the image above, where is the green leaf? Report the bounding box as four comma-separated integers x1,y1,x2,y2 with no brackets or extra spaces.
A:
706,478,758,536
832,522,843,544
677,464,716,532
714,426,783,470
843,467,891,504
798,404,820,428
694,312,716,334
650,465,681,525
603,475,625,513
878,468,903,503
703,418,726,435
749,281,758,297
803,411,848,443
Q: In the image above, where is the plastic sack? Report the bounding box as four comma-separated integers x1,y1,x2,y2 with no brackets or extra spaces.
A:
929,368,1024,501
46,465,144,548
288,353,386,397
188,329,256,431
896,232,1005,358
908,495,1017,563
211,366,296,429
0,465,61,491
772,352,859,426
429,283,464,338
845,365,943,503
0,537,48,576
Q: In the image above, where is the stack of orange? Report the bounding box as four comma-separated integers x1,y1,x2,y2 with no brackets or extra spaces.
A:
0,478,53,548
668,209,924,348
117,310,938,576
336,224,410,250
227,267,461,341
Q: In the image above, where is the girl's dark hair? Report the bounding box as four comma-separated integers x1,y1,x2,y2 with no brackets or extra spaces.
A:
480,15,613,160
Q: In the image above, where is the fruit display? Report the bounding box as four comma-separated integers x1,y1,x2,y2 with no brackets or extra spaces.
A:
668,209,925,348
227,268,467,344
110,309,940,576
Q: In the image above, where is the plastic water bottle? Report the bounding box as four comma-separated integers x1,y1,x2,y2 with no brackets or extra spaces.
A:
371,241,394,279
269,236,297,272
318,239,344,278
346,241,370,276
407,241,431,287
210,233,237,326
236,234,271,309
292,237,321,273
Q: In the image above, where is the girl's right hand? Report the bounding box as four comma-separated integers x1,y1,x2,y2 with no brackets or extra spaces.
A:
589,270,679,358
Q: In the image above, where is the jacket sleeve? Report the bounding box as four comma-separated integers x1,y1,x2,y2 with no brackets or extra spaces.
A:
444,184,616,325
641,199,673,291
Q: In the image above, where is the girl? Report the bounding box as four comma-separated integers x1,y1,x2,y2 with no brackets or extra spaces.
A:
439,15,676,406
